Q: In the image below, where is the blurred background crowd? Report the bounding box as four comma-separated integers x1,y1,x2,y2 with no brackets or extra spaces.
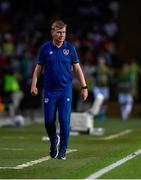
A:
0,0,141,120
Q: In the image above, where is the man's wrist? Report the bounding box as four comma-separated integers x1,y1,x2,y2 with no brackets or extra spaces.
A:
81,86,88,89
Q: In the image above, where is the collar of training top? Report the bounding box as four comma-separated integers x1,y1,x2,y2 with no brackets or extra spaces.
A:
51,40,67,49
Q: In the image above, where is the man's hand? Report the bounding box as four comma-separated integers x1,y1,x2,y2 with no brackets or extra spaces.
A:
30,64,43,96
31,86,38,96
81,88,88,101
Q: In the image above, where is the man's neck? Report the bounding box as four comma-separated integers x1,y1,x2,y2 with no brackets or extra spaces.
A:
53,40,64,48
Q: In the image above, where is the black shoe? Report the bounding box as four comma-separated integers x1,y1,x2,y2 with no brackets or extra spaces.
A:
50,135,60,158
57,153,66,160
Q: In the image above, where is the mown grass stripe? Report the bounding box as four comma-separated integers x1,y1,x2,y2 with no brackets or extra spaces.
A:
86,149,141,179
0,149,77,170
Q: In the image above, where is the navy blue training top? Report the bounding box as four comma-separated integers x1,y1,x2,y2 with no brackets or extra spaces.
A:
37,40,79,90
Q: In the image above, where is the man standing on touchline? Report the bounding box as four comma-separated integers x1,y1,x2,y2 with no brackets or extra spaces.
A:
31,20,88,160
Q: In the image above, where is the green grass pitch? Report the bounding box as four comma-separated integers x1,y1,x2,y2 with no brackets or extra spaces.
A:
0,117,141,179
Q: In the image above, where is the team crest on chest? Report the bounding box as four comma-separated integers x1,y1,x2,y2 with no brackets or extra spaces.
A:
63,49,69,55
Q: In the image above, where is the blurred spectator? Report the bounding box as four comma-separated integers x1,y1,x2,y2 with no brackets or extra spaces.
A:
130,58,139,98
3,33,15,57
117,63,135,120
104,18,118,40
0,0,11,14
0,96,5,112
109,0,120,19
92,56,110,119
3,69,24,120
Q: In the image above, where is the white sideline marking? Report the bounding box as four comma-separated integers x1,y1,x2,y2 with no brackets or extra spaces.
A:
0,148,24,151
86,149,141,179
0,149,77,170
99,129,133,140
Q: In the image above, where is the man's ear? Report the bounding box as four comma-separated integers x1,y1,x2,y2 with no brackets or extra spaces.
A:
51,30,54,36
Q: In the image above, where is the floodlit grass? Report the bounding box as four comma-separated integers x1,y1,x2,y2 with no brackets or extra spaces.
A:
0,117,141,179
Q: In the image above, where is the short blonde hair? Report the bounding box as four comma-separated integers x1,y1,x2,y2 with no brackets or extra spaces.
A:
51,20,67,31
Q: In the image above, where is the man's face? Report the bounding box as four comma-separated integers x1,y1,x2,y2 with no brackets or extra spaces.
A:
52,27,66,43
